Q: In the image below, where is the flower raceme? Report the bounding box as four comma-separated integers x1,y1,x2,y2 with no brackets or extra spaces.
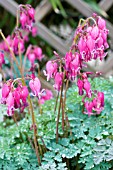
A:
75,15,109,62
19,4,35,31
1,76,52,116
84,92,104,116
44,14,108,116
26,45,43,65
0,4,53,117
1,81,29,116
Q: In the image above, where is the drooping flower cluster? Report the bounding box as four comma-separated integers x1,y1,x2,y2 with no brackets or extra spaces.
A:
0,4,37,56
64,52,81,81
77,72,104,115
26,45,43,66
1,80,29,116
19,4,35,31
75,15,109,62
44,60,63,91
0,33,27,56
84,92,104,116
44,14,109,116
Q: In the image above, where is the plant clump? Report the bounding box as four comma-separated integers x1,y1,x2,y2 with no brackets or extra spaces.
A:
0,3,110,169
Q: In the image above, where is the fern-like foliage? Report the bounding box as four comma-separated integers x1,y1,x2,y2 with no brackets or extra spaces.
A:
0,77,113,169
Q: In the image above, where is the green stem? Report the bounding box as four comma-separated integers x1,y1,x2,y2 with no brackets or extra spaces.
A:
16,10,19,28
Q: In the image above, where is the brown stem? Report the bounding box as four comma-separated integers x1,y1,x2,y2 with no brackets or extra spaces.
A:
23,45,32,73
75,156,80,170
10,57,14,79
56,84,63,143
64,79,69,109
61,97,65,131
54,91,59,114
0,68,6,82
38,101,42,114
64,79,70,132
65,113,72,136
28,137,35,150
28,96,41,165
18,42,22,71
40,136,47,152
12,114,18,126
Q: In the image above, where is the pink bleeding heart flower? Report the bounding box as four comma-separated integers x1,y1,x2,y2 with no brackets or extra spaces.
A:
32,26,38,37
84,101,94,116
38,89,53,104
1,83,10,103
4,36,12,52
6,92,14,116
34,47,43,61
98,17,106,30
86,36,95,52
77,79,84,95
28,53,36,65
83,79,92,98
64,52,80,80
97,36,104,48
78,37,87,53
27,7,35,21
91,26,99,40
12,36,25,55
20,12,27,29
44,61,58,81
13,89,21,108
29,77,41,97
87,26,92,33
53,72,63,91
20,86,29,103
92,92,104,114
97,91,104,107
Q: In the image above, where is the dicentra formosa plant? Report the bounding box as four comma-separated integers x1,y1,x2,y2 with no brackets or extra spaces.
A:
0,3,109,165
43,13,109,142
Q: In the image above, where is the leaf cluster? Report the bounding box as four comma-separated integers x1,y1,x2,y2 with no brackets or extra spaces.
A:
0,78,113,169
